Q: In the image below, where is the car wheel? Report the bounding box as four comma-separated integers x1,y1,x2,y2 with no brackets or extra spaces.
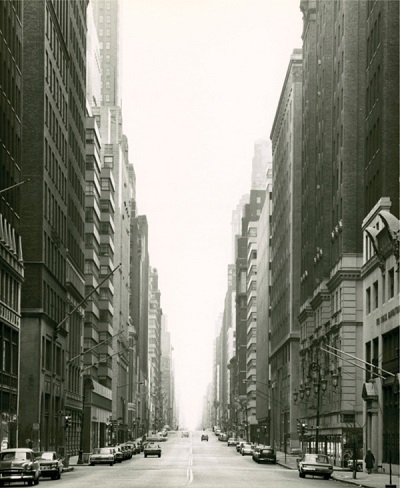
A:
110,462,114,466
324,474,331,480
299,471,305,478
144,454,147,458
158,454,161,458
0,481,4,487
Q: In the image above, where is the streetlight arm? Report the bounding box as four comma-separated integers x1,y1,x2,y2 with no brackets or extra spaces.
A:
0,179,30,194
324,344,395,378
67,328,124,364
81,347,129,372
55,263,121,334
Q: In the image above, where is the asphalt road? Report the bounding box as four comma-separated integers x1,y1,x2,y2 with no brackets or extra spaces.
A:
44,431,362,488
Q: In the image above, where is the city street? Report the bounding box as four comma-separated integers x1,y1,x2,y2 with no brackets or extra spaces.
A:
52,432,370,488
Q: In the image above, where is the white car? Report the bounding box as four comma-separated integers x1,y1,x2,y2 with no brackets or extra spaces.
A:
89,447,116,466
240,442,254,456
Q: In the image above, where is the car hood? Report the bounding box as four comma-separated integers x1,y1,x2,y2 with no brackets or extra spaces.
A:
0,460,32,469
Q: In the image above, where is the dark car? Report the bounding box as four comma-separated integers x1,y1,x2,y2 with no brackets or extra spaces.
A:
218,432,229,442
252,445,276,464
0,448,40,486
34,451,64,479
298,453,333,479
201,434,209,441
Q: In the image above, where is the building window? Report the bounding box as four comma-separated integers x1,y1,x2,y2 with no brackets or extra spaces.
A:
366,287,371,314
388,268,395,299
104,156,113,168
373,280,379,309
382,272,386,304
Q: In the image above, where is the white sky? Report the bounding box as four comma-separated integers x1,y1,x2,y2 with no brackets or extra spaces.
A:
120,0,303,429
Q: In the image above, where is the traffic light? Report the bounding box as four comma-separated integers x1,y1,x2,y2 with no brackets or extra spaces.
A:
296,419,302,434
301,422,308,435
64,415,71,428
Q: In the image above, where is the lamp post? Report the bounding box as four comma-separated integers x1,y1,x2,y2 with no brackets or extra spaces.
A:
78,377,94,464
301,362,326,454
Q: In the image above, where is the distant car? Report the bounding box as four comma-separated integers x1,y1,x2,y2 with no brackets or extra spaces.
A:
0,448,40,486
181,432,189,438
218,433,229,442
113,445,124,463
201,434,209,441
252,446,276,464
34,451,64,479
144,442,161,458
240,442,254,456
298,453,333,479
89,447,115,466
227,437,238,446
236,440,245,452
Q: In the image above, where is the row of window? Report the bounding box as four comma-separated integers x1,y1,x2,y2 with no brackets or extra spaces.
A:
44,182,66,243
0,267,20,312
43,279,65,326
45,94,68,164
45,136,67,202
0,2,22,67
365,268,397,314
0,324,18,376
44,230,66,284
366,13,381,66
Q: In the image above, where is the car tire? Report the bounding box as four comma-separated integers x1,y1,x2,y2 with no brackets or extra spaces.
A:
299,471,305,478
144,454,147,458
324,475,331,480
158,454,161,458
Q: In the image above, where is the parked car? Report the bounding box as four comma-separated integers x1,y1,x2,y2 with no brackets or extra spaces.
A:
298,453,333,479
236,440,245,452
227,437,238,447
252,445,276,464
113,445,124,463
126,442,140,455
0,448,40,486
181,431,189,438
144,442,162,458
34,451,64,479
240,442,254,456
89,447,115,466
201,433,209,441
218,433,229,442
119,444,132,459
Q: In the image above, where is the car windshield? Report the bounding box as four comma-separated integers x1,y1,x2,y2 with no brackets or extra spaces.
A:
40,452,56,460
0,452,29,461
243,443,252,447
94,448,111,454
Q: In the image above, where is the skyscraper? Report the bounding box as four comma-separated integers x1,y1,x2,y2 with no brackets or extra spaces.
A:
0,0,24,449
19,0,88,454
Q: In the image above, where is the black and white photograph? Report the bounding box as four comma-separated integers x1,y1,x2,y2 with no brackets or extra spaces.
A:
0,0,398,487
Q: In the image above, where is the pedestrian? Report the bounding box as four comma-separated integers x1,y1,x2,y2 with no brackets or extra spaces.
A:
365,449,375,474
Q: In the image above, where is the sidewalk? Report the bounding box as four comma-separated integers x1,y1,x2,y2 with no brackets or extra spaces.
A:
276,451,399,488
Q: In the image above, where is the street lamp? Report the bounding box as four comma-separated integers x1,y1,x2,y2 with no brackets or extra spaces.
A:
294,362,326,454
78,377,94,464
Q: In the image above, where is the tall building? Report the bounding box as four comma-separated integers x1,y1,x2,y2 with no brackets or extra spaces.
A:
269,49,302,451
361,0,399,471
0,0,24,449
255,164,272,443
91,0,121,106
19,0,88,455
148,267,162,432
130,213,150,435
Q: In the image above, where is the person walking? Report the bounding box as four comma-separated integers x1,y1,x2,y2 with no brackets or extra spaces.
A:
365,449,375,474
